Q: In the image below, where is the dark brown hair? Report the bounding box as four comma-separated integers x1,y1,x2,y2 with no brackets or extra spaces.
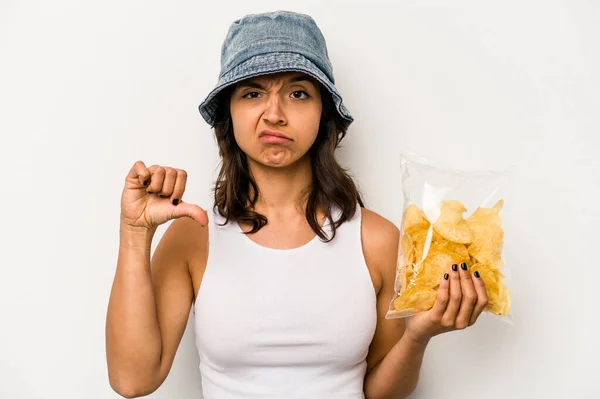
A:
211,80,364,242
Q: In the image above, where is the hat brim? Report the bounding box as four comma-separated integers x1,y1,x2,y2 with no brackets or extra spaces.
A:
198,52,353,126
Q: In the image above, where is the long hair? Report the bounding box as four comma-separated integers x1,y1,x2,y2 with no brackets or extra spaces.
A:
211,83,364,242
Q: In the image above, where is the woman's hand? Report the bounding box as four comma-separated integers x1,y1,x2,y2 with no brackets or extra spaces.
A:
404,262,488,344
120,161,208,233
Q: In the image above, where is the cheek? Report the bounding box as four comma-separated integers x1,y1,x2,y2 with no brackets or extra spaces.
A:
297,112,321,148
230,108,257,148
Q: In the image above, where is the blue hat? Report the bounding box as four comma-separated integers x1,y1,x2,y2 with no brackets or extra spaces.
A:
198,10,353,126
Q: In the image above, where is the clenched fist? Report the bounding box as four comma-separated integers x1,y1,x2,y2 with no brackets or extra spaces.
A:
120,161,208,232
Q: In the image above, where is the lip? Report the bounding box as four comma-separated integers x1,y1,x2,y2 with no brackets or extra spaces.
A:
259,129,292,144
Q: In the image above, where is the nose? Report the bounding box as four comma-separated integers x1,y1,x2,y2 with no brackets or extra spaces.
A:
262,94,287,125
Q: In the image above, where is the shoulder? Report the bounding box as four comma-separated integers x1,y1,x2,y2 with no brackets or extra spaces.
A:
360,207,400,258
165,216,208,246
162,216,209,266
359,208,400,291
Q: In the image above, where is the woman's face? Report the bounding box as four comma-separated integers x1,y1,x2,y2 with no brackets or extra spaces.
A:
229,71,323,168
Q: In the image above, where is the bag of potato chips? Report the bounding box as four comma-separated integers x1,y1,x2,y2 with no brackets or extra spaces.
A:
386,153,513,324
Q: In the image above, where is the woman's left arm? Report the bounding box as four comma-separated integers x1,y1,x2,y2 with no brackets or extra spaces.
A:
361,209,488,399
361,209,424,399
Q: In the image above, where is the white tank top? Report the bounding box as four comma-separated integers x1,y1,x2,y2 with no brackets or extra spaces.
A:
193,203,377,398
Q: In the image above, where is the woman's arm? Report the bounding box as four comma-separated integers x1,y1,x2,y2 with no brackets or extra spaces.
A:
106,218,204,398
364,334,429,399
361,209,425,399
360,208,489,399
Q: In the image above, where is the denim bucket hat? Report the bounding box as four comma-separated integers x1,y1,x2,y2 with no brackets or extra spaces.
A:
198,10,353,126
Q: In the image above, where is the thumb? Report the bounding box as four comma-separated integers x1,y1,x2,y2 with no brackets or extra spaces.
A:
171,201,209,226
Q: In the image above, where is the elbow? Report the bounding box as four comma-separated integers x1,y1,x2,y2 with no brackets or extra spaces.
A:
110,386,140,399
109,378,141,399
109,380,139,399
365,379,419,399
109,381,155,399
108,370,160,398
390,380,419,399
366,391,415,399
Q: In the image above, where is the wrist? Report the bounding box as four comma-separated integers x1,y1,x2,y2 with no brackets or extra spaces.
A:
119,221,155,250
404,327,432,347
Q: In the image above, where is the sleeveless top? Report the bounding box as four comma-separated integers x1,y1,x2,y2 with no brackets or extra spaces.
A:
193,203,377,398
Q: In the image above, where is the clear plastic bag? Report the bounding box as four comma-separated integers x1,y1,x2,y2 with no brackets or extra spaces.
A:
385,153,513,325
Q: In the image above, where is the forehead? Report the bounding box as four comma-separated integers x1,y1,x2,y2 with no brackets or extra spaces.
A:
236,71,318,87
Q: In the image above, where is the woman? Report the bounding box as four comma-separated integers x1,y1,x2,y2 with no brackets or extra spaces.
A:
106,11,488,399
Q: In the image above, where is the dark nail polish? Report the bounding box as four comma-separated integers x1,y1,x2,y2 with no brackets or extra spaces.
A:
452,264,458,272
444,273,449,280
474,271,480,278
143,180,149,186
461,262,468,271
173,199,179,205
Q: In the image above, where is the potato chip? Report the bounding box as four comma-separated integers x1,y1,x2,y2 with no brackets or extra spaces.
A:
466,199,504,227
432,200,473,244
470,263,511,316
467,201,505,269
405,220,430,236
431,240,470,260
471,249,504,270
402,204,425,231
400,232,415,262
405,221,431,264
397,236,415,291
393,286,437,312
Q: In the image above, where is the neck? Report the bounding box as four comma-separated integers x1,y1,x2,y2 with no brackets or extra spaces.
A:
247,155,313,214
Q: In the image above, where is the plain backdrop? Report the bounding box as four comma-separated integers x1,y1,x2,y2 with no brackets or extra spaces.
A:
1,0,598,398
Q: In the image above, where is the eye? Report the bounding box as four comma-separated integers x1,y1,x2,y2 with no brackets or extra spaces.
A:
242,91,261,99
291,90,310,100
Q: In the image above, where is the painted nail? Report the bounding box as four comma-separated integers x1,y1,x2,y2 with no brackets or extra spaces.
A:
474,271,481,278
173,199,179,205
461,262,468,271
444,273,449,280
452,264,458,272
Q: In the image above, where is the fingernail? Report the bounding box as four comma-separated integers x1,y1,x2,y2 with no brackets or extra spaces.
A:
173,199,179,205
461,262,468,271
474,271,480,278
452,264,458,272
444,273,449,280
143,180,149,186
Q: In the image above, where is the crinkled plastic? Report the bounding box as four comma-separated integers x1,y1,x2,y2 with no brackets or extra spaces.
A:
385,153,513,325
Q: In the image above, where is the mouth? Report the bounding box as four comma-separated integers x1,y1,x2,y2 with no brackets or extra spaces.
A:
259,129,293,144
259,130,292,140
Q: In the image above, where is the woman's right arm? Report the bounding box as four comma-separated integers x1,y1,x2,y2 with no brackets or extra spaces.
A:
106,161,208,398
106,219,195,398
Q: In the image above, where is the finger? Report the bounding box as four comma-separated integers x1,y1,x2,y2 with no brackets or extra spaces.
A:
158,167,177,197
170,169,188,205
455,262,478,329
441,263,462,326
428,272,450,323
469,270,489,326
171,202,209,226
127,160,151,187
146,165,165,194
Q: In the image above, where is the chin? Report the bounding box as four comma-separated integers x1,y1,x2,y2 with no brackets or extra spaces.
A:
251,150,307,169
260,156,294,168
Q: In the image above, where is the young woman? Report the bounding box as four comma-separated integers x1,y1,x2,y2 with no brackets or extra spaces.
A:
106,11,488,399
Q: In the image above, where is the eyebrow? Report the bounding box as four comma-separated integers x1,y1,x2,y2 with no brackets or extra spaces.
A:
237,76,316,90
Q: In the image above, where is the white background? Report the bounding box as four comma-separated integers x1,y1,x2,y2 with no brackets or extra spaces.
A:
1,0,598,398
